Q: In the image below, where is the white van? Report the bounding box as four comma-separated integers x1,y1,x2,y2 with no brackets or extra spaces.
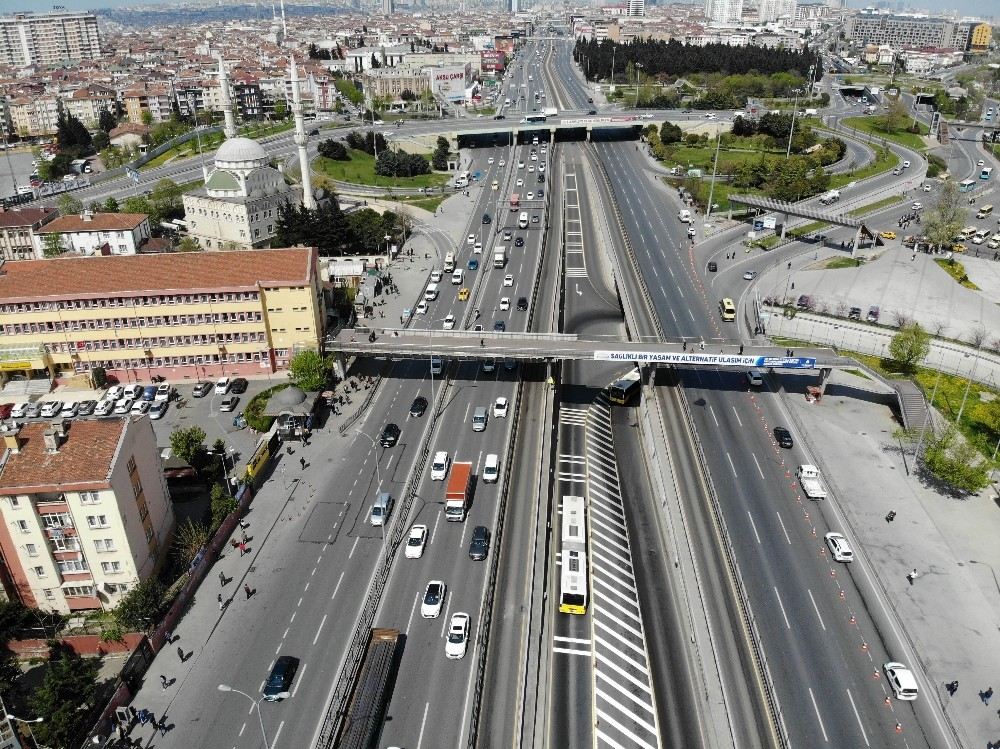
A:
518,211,529,229
451,268,464,285
483,453,500,483
424,283,439,301
444,252,456,273
678,209,691,223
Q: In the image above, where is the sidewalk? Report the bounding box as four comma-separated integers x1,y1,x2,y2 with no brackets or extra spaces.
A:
783,369,1000,749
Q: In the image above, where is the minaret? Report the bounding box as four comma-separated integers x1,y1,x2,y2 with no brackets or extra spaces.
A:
290,54,316,210
217,54,237,139
280,0,288,38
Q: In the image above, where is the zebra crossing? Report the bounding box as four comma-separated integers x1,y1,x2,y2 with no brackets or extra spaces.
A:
564,171,588,279
585,394,661,749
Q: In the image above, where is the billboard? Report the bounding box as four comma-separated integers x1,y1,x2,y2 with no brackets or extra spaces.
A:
593,351,818,369
431,64,471,102
481,49,506,73
494,36,515,54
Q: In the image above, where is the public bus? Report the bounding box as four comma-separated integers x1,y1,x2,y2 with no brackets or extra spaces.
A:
523,113,547,123
959,179,977,193
608,368,641,405
981,166,993,180
510,193,520,211
558,495,588,615
454,170,471,188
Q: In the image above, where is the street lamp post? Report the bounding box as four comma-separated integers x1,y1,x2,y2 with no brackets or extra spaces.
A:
6,714,45,749
425,317,450,419
217,685,269,748
634,62,643,109
786,88,802,159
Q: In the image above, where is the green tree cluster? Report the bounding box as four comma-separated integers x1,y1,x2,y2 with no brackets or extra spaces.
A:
374,149,431,177
56,112,93,155
275,198,352,255
149,117,192,147
170,425,206,465
887,323,930,373
921,426,991,494
102,178,187,228
29,646,99,749
112,577,165,632
335,78,365,106
923,180,967,252
432,135,450,170
318,138,350,160
288,349,333,391
345,130,388,155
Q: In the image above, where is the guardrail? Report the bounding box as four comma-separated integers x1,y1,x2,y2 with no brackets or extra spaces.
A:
314,365,452,748
337,374,383,436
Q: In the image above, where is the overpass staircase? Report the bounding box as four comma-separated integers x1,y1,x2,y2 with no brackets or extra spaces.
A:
889,378,931,433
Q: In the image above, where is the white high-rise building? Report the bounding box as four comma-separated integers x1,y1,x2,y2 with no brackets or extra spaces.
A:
0,11,101,67
627,0,646,16
382,0,395,15
705,0,744,23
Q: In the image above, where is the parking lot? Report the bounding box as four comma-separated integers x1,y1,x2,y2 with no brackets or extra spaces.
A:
3,375,284,471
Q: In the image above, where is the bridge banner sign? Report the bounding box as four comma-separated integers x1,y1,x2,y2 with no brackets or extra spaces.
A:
593,351,817,369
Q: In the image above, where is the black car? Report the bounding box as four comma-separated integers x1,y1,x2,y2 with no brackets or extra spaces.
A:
537,174,544,183
516,296,528,311
409,396,428,418
76,399,98,416
707,261,718,272
230,377,249,394
537,189,544,198
482,213,491,224
493,320,506,332
192,382,212,398
682,108,693,113
380,422,401,447
494,114,506,120
262,655,299,701
848,306,862,321
587,109,597,115
469,525,490,561
587,97,594,103
774,426,794,449
514,237,524,247
307,128,319,136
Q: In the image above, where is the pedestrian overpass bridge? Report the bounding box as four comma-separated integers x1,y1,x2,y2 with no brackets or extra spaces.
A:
447,115,645,146
327,328,855,371
727,194,878,255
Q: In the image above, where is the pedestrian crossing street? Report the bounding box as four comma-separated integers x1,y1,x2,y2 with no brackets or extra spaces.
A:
564,171,588,278
554,397,661,749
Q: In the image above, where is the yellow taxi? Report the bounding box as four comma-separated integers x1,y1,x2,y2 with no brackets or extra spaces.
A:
951,243,967,253
457,287,470,301
879,231,897,240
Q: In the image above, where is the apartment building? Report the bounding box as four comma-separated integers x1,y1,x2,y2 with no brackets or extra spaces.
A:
0,11,102,68
705,0,745,24
846,11,980,51
0,206,57,261
36,212,152,257
0,247,325,384
0,417,173,614
61,86,116,130
7,95,60,138
123,83,173,125
362,67,431,101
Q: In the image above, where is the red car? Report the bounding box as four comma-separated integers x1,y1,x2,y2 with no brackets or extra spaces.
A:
0,403,13,420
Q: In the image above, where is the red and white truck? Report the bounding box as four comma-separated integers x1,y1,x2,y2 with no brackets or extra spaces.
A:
445,461,473,521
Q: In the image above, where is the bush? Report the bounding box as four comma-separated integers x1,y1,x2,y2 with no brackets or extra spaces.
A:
244,384,290,433
318,139,349,160
375,150,431,177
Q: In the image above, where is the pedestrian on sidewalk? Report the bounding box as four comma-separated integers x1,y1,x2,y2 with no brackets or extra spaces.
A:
906,568,919,584
157,717,168,737
219,571,226,586
885,510,896,523
176,646,185,662
239,541,247,556
244,583,253,600
983,686,994,705
159,674,168,690
218,593,224,610
241,530,248,544
300,457,307,470
946,680,959,695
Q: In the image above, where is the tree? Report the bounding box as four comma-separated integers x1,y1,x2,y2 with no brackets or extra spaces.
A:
921,426,991,494
432,135,450,170
177,236,200,252
41,233,64,258
318,138,350,160
111,577,165,631
274,99,287,120
92,130,109,151
170,425,206,465
56,111,92,153
659,121,683,144
98,107,117,133
880,95,908,133
888,322,930,373
173,519,210,567
57,193,83,217
37,153,73,181
103,196,120,213
29,646,100,749
210,483,237,528
923,180,967,252
288,349,332,391
140,109,153,126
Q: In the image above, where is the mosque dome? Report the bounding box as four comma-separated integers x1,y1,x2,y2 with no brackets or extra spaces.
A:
215,137,268,169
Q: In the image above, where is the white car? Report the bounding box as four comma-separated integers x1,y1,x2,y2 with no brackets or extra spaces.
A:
493,396,509,418
746,369,763,387
488,157,495,165
10,402,29,419
123,384,143,400
911,202,922,211
503,274,514,287
131,400,151,416
474,241,482,254
978,159,985,167
39,401,63,418
491,180,499,191
431,451,450,481
105,385,124,401
498,159,505,167
530,152,538,161
442,314,456,330
445,613,470,659
527,191,534,200
902,160,911,168
883,662,919,701
149,401,169,420
538,163,545,172
214,377,230,395
154,383,172,402
743,270,758,281
518,161,525,169
705,113,718,119
516,178,523,187
415,300,429,314
922,183,932,192
60,402,79,417
824,532,854,562
528,165,535,172
94,399,115,417
405,525,428,559
421,580,446,618
687,226,696,237
113,398,133,415
467,234,475,245
499,297,511,311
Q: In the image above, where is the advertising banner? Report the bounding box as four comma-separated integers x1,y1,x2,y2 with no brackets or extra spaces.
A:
593,351,818,369
480,49,506,72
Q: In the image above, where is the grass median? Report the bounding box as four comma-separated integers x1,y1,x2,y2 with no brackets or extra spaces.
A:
839,116,928,152
314,149,450,189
